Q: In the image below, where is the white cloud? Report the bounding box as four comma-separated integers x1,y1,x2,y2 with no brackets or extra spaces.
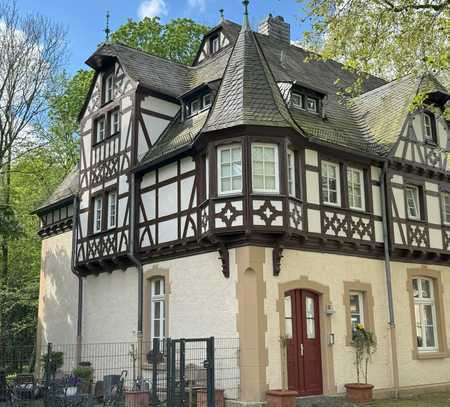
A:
138,0,168,19
188,0,206,12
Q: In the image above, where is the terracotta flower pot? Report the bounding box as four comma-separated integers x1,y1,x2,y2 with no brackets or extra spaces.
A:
344,383,374,404
266,390,298,407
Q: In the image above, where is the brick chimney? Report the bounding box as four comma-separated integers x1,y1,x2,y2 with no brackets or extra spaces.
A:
258,14,290,44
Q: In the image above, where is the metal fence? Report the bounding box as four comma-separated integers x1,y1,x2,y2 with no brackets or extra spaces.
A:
0,338,240,407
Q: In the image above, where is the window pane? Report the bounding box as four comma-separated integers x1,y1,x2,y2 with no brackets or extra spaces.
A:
284,296,292,318
154,279,161,295
221,163,231,177
232,147,241,162
425,326,436,348
253,175,264,190
232,162,242,176
154,301,161,318
265,162,275,176
154,320,160,338
412,279,419,297
221,149,230,162
350,294,360,314
266,176,276,190
306,297,316,339
424,304,434,326
421,279,431,298
232,177,242,191
221,178,231,192
264,147,275,161
253,146,263,161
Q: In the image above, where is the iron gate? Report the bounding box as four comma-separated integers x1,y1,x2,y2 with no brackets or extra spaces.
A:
149,337,215,407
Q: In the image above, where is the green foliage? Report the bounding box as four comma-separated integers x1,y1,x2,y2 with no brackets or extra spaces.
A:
41,351,64,376
0,205,23,240
352,324,377,384
298,0,449,104
72,367,93,382
46,69,94,174
111,17,209,65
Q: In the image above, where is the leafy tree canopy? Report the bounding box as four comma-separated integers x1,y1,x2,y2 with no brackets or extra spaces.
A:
298,0,449,103
111,17,209,65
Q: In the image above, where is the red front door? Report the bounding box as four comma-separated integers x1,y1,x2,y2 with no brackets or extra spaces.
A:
285,289,322,396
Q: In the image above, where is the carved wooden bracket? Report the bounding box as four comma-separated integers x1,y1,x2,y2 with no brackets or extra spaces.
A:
218,245,230,278
273,244,284,276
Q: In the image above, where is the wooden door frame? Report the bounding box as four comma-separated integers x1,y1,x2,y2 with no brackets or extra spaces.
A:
277,277,337,395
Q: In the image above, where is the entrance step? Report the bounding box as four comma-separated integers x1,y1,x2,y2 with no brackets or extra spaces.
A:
296,395,354,407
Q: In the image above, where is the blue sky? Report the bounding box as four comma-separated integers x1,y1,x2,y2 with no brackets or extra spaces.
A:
16,0,308,74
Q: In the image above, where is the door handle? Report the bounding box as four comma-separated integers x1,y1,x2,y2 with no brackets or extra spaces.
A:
300,343,304,356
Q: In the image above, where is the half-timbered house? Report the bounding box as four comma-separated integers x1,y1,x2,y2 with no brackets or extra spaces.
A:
34,3,450,403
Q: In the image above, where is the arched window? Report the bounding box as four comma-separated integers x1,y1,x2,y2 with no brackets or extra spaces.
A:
412,277,438,352
150,277,166,342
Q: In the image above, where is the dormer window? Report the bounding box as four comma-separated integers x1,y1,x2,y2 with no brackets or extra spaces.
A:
186,91,212,118
423,112,437,143
203,94,212,108
292,93,304,109
191,99,201,115
210,35,220,54
307,97,318,113
290,87,323,115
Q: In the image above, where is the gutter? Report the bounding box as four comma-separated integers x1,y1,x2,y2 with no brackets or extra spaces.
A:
70,196,83,366
380,161,400,398
128,171,144,381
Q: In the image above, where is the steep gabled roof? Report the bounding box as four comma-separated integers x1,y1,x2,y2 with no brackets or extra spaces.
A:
33,165,80,214
350,74,449,155
86,43,191,98
202,23,299,132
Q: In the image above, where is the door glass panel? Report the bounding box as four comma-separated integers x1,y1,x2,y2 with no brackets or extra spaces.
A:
306,296,316,339
284,296,293,339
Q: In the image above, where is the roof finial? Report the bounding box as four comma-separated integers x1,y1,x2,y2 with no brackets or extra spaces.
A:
103,11,111,42
242,0,250,31
219,9,225,23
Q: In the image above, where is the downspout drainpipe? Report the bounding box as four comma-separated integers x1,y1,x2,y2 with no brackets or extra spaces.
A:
380,161,400,398
70,196,82,367
128,171,144,382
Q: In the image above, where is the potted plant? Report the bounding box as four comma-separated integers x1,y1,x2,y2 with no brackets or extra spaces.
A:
73,366,93,394
345,324,377,404
265,336,297,407
41,351,64,380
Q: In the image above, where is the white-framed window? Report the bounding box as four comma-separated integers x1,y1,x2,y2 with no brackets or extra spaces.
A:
406,185,421,220
107,191,117,229
97,117,105,142
150,277,166,342
190,98,201,115
211,36,220,54
218,145,242,195
252,143,279,193
287,149,296,197
413,278,438,352
307,97,318,113
105,74,114,103
291,93,304,109
321,161,340,206
442,192,450,225
111,110,120,134
94,196,103,233
350,291,364,333
347,167,365,211
203,93,212,108
423,113,433,141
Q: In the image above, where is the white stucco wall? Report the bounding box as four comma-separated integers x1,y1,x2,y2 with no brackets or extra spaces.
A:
38,231,78,346
82,267,139,343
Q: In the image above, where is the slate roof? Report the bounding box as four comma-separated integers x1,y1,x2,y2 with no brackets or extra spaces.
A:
350,74,449,154
34,165,80,214
202,22,299,132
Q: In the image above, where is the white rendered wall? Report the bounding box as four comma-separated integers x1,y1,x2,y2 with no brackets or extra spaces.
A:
82,267,138,343
37,231,78,346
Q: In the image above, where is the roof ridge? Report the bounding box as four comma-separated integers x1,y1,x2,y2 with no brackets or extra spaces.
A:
111,42,191,69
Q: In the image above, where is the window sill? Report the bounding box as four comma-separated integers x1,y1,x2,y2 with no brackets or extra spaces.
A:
414,350,450,360
92,132,120,147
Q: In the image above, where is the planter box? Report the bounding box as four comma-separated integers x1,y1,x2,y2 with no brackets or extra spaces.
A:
266,390,297,407
344,383,374,404
125,391,150,407
196,389,225,407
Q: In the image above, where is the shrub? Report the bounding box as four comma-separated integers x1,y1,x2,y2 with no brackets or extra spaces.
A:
352,324,377,384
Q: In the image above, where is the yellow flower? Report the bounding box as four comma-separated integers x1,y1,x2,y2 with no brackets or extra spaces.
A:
356,323,364,331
